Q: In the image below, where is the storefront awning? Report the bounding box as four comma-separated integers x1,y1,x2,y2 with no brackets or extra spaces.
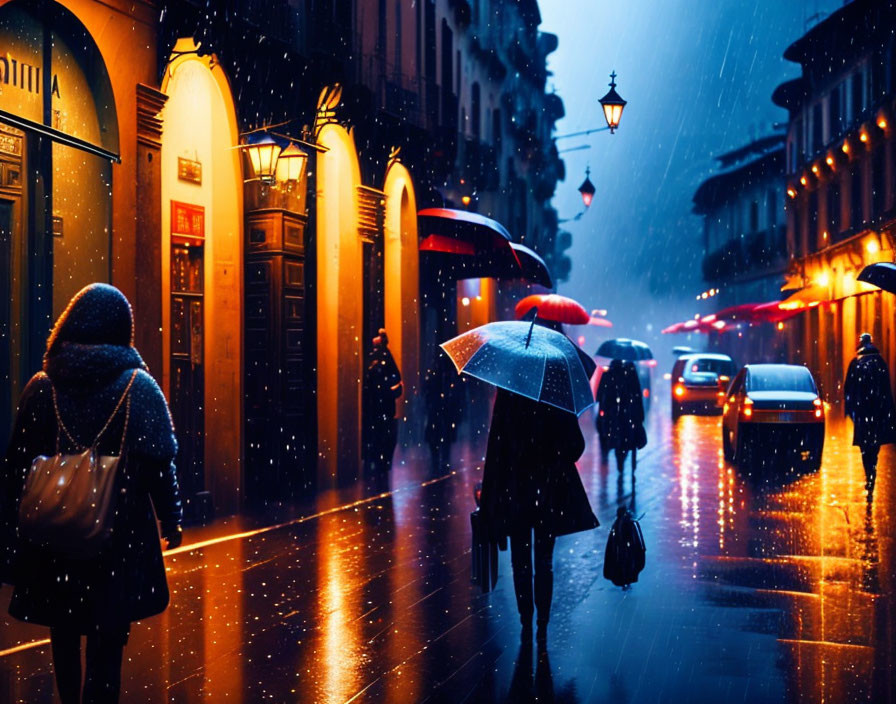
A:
778,284,828,310
418,208,552,286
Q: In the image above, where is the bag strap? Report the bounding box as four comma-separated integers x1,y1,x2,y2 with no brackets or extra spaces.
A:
52,369,139,452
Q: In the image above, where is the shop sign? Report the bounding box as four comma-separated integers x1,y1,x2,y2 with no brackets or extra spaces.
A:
177,157,202,184
171,201,205,245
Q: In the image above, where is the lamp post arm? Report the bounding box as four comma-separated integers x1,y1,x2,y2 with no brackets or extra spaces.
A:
553,126,611,141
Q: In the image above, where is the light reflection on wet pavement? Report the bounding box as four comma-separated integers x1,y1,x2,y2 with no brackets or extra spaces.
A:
1,397,893,703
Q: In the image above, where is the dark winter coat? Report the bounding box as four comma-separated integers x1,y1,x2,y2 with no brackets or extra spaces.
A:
365,346,402,421
1,284,182,632
595,359,647,451
844,344,896,449
480,389,599,541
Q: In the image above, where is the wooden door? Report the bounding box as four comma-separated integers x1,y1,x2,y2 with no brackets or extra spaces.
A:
170,243,205,515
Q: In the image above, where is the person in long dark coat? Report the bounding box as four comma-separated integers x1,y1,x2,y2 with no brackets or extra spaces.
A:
363,329,403,471
480,388,599,644
1,283,182,704
844,333,896,502
595,358,647,471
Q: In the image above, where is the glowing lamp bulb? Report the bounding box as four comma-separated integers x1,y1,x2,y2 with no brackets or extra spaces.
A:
878,118,888,130
860,132,869,143
867,240,880,254
461,195,472,206
842,142,850,154
811,164,819,174
826,156,834,167
800,175,808,186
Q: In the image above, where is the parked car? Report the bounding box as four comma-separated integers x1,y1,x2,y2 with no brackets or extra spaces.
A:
722,364,825,472
671,353,736,418
591,338,655,411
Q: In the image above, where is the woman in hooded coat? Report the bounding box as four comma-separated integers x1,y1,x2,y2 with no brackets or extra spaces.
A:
480,388,598,643
595,358,647,471
844,332,896,501
1,283,182,704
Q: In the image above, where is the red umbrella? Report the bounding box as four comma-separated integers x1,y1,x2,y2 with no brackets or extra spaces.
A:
514,294,590,325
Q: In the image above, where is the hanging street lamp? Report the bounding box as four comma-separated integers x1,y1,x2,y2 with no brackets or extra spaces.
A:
598,71,626,134
577,167,596,208
275,142,309,185
241,134,282,183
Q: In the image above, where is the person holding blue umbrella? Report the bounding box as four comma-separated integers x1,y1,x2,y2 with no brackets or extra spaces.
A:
441,314,599,645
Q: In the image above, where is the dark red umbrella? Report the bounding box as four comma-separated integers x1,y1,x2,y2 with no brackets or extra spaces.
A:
515,294,591,325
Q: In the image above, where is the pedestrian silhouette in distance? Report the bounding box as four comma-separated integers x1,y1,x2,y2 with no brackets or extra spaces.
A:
595,358,647,472
362,328,403,472
844,332,896,506
480,388,598,645
1,283,182,704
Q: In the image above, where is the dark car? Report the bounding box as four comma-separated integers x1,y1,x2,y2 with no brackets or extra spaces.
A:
671,353,736,418
721,364,825,471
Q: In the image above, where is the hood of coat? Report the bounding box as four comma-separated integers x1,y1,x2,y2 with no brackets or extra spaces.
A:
43,283,146,385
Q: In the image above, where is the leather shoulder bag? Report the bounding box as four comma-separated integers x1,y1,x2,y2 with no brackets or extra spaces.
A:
18,369,138,558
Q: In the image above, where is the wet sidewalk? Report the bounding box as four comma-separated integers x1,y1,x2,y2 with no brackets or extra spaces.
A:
1,404,894,703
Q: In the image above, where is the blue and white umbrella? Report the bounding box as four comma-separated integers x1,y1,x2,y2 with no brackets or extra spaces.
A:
440,319,594,416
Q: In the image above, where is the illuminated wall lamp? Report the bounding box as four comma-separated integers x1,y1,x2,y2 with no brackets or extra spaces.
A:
241,135,282,183
275,142,308,184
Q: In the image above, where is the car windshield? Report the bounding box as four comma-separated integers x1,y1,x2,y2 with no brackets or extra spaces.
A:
746,367,816,393
684,358,735,380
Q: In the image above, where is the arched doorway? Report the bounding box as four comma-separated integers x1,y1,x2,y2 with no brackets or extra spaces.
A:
316,123,363,485
383,161,420,440
161,41,243,517
0,0,118,445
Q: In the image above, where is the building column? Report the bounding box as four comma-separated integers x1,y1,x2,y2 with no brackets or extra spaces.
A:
135,83,167,379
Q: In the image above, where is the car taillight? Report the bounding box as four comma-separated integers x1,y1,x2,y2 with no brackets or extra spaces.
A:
742,397,753,418
674,384,685,397
814,398,823,418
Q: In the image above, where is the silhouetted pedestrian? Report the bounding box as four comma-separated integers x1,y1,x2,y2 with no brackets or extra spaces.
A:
1,284,182,704
363,329,403,471
595,358,647,471
480,389,598,644
844,332,896,503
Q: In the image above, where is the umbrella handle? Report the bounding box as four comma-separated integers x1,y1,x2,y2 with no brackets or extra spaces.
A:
525,308,538,348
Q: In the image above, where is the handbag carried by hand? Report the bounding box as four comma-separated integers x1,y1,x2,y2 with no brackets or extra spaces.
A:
18,370,138,558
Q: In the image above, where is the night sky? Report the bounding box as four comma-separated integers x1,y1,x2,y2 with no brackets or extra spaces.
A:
541,0,841,359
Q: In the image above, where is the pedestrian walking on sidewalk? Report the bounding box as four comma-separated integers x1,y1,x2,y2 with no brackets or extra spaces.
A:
480,389,598,645
363,329,403,471
844,332,896,503
1,283,183,704
595,358,647,471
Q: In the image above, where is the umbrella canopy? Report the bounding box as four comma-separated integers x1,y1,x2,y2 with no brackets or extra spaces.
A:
595,338,653,361
858,262,896,294
515,294,590,325
440,320,594,416
510,243,554,289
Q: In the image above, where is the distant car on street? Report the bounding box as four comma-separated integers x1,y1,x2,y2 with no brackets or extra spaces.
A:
671,353,736,418
722,364,825,472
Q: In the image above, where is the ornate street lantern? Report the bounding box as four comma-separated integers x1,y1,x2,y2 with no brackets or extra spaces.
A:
599,71,626,134
578,167,596,207
275,142,308,184
242,135,282,183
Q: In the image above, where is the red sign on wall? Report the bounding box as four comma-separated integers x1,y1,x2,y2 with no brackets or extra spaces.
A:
171,201,205,245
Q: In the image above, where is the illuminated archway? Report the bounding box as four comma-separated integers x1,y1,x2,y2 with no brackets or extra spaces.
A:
383,161,420,435
161,41,243,515
317,123,364,484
